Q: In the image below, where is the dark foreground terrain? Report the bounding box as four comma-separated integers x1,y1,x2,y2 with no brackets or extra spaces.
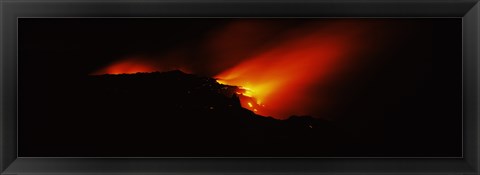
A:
23,70,355,157
19,70,463,157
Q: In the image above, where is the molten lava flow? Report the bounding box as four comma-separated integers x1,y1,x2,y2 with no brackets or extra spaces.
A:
215,21,373,120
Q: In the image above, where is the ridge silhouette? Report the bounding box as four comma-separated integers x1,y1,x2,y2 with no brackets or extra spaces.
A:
68,70,352,156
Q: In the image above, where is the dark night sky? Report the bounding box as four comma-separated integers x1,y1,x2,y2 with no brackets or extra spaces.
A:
19,18,226,76
18,18,462,157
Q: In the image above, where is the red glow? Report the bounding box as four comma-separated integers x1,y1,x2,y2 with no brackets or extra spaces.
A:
91,54,191,75
91,58,157,75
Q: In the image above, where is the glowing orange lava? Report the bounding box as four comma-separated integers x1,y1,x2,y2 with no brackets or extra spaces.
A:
215,21,374,119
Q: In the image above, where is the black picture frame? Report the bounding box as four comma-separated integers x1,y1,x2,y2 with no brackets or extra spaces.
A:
1,0,479,174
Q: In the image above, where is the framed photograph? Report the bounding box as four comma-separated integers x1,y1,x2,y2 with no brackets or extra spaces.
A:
1,0,479,174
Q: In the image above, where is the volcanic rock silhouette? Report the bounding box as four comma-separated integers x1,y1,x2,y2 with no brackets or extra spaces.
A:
61,70,352,156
